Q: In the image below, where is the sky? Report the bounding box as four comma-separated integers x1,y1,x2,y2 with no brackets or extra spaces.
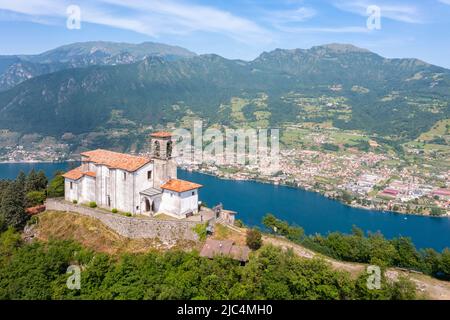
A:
0,0,450,68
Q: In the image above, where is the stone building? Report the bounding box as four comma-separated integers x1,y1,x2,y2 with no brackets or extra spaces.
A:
63,132,202,218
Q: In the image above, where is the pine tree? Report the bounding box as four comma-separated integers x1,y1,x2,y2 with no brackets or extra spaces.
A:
16,171,26,193
25,169,38,193
0,180,28,230
36,170,48,190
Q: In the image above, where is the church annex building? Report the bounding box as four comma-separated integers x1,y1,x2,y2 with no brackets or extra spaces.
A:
62,132,202,219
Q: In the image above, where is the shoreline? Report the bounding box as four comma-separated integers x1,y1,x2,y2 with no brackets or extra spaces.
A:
2,160,448,219
185,168,449,219
0,160,77,164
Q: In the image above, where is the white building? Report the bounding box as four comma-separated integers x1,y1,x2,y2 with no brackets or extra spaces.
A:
63,132,202,218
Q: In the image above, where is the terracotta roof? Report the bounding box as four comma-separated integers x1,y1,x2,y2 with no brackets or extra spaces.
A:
25,205,46,216
151,131,172,138
62,167,84,180
80,149,151,172
161,179,203,193
200,239,250,262
62,166,97,181
84,171,96,178
433,189,450,196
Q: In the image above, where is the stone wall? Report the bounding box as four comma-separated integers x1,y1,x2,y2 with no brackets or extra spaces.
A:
45,198,205,243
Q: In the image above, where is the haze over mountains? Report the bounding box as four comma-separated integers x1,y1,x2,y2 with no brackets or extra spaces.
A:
0,41,448,145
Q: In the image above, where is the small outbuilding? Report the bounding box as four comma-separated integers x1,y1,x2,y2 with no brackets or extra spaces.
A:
200,239,250,263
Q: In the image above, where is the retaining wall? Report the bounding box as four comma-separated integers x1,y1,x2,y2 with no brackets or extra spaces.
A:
45,198,203,243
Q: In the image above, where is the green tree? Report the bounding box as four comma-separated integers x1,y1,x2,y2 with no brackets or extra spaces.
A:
25,191,46,207
0,181,28,230
430,207,444,216
391,237,421,270
246,228,262,250
25,169,48,193
47,172,65,198
440,249,450,279
15,171,26,193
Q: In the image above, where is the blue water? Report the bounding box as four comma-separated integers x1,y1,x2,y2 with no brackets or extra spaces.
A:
0,162,77,180
179,171,450,252
1,162,449,251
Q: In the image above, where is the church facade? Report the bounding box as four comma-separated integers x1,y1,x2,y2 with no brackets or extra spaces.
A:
62,132,202,218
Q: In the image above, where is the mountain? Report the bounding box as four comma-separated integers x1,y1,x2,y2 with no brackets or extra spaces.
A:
0,41,196,91
0,43,448,143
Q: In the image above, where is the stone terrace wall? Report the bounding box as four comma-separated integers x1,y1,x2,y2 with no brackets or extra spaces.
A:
45,198,204,243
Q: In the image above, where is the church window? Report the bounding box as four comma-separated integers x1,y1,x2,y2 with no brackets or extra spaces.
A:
147,170,152,180
123,172,126,180
70,182,73,189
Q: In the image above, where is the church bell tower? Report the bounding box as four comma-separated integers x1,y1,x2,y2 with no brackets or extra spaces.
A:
150,132,177,189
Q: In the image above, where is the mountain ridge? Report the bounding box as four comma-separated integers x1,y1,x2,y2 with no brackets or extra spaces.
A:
0,41,197,91
0,42,448,144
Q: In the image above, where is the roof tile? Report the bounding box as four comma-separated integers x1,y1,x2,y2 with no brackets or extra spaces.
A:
80,149,150,172
161,179,203,193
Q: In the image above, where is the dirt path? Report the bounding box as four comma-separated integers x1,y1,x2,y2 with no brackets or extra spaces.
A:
261,234,450,300
255,231,450,300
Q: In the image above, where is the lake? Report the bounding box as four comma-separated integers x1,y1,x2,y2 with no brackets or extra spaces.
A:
1,162,449,251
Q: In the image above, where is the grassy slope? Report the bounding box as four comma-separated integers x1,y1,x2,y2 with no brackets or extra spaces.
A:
33,211,198,254
31,210,450,300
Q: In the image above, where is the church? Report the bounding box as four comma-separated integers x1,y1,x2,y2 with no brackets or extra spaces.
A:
62,132,202,218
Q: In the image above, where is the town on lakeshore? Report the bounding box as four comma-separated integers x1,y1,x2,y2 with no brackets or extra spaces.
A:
2,121,448,217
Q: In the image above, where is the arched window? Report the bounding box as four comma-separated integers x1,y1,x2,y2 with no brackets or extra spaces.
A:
153,140,160,157
167,140,173,158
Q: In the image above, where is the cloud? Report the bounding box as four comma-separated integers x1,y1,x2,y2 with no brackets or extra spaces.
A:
438,0,450,5
331,0,424,24
0,0,273,43
267,7,317,23
275,25,369,33
264,5,368,34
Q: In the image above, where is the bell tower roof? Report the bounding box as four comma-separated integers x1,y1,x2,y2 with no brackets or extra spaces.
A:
151,131,172,138
150,131,173,160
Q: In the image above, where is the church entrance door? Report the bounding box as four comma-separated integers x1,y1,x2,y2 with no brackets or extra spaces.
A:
145,198,151,212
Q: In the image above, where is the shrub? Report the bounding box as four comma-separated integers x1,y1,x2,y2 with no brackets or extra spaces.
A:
246,228,262,250
234,219,244,228
262,214,304,243
124,212,132,217
89,202,97,208
27,215,39,226
25,191,46,207
112,208,118,213
47,172,65,198
72,200,78,204
193,223,208,241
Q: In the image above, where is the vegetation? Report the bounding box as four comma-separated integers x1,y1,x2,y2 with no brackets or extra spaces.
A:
0,170,48,231
246,228,262,250
0,229,417,300
193,223,208,241
47,171,65,198
1,44,449,145
234,219,244,228
0,170,52,232
89,202,97,208
263,214,450,280
25,191,46,207
262,213,304,243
